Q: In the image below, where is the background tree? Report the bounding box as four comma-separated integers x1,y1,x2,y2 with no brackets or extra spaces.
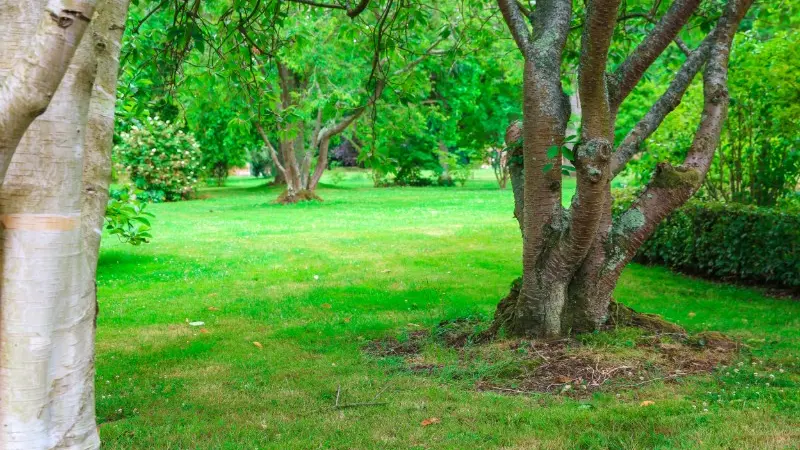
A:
241,3,455,202
702,16,799,206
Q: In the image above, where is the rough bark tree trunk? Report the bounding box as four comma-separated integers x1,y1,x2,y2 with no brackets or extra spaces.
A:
494,0,753,338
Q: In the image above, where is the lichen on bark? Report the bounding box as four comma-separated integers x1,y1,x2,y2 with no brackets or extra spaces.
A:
613,207,645,236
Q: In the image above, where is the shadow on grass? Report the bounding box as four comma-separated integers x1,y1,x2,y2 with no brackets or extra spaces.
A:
205,180,280,197
98,249,158,269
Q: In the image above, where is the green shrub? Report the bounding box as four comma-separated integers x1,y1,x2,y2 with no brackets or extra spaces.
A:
105,188,154,246
626,199,799,288
109,185,166,204
115,116,203,201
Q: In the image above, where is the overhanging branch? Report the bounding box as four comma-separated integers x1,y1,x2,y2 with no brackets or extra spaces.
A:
610,0,701,110
611,34,714,176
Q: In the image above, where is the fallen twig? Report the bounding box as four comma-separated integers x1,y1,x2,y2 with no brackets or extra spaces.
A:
334,401,388,409
332,383,391,410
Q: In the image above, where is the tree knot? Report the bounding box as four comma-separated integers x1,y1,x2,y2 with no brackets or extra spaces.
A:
708,85,729,105
50,9,91,28
586,166,603,183
576,139,612,162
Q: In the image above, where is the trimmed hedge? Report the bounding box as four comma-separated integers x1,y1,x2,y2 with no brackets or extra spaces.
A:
631,200,799,288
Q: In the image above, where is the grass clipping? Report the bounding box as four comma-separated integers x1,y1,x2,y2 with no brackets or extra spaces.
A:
366,312,739,397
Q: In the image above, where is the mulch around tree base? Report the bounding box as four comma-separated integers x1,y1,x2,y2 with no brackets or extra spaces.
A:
365,318,740,397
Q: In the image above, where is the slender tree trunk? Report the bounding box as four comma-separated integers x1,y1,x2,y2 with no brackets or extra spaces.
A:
438,139,452,185
308,137,330,192
281,135,302,195
77,1,129,447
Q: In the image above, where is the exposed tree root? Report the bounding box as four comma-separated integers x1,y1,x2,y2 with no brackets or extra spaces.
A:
605,301,686,335
481,277,522,341
276,189,323,204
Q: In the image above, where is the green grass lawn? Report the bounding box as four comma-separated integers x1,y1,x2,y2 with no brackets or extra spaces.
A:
96,170,800,449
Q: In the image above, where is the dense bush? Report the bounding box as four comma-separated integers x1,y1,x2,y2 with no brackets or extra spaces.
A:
190,106,254,187
115,116,203,201
614,192,799,288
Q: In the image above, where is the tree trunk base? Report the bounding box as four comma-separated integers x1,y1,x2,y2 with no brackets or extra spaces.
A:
487,278,685,338
481,277,523,340
276,189,323,204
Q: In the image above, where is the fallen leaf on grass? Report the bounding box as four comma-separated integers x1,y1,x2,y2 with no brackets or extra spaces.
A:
208,306,220,311
200,328,210,334
640,400,655,407
688,312,696,318
421,417,440,427
343,317,351,323
252,341,263,349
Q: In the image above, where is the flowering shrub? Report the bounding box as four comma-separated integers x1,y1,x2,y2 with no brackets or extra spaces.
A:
115,116,203,201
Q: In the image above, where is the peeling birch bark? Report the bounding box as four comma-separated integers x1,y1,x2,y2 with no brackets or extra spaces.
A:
0,0,129,448
0,0,98,184
0,36,97,449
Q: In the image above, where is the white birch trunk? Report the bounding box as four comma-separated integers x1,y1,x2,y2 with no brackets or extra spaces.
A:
0,0,97,183
0,35,97,448
0,0,127,447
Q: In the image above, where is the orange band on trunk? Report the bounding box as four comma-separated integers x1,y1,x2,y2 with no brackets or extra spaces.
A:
0,214,80,231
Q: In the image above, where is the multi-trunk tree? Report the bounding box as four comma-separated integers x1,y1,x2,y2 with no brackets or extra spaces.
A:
492,0,754,337
239,5,453,203
0,0,130,447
